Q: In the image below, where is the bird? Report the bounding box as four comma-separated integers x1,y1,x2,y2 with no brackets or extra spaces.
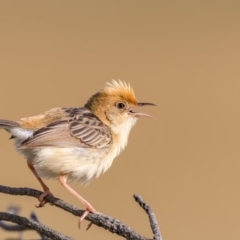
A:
0,80,155,227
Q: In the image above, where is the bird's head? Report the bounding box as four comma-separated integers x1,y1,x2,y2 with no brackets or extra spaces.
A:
85,80,155,135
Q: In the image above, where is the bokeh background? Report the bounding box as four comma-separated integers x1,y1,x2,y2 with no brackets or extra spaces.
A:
0,1,240,239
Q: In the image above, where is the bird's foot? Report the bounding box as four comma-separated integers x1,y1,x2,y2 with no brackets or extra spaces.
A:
35,190,53,208
78,205,97,230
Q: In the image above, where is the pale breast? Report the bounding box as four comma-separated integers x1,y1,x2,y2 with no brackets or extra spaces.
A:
29,143,118,184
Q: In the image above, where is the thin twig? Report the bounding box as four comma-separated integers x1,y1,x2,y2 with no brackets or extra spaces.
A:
0,219,27,231
0,212,72,240
0,206,52,240
0,205,25,231
0,184,160,240
134,195,162,240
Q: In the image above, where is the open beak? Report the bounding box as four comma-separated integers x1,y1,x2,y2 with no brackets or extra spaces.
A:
128,102,156,118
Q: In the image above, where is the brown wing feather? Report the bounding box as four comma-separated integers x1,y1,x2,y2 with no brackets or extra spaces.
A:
68,115,111,148
19,108,111,149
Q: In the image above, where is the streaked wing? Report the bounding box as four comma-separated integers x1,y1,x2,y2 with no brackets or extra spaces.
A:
69,114,111,148
19,109,111,149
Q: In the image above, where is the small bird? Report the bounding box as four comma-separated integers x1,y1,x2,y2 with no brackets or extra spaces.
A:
0,80,155,227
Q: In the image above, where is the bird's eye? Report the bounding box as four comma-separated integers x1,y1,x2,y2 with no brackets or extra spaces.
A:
116,102,126,109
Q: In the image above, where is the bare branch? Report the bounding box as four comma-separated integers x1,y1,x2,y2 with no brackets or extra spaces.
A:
0,205,23,231
0,184,160,240
0,218,27,232
0,207,52,240
0,212,72,240
29,212,52,239
134,195,162,240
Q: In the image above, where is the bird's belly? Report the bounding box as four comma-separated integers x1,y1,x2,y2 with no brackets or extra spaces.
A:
29,146,115,184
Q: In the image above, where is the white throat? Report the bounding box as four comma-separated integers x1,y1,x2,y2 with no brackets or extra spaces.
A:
111,117,138,155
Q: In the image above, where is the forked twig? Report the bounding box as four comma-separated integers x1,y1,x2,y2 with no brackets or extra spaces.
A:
0,211,71,240
134,195,162,240
0,184,161,240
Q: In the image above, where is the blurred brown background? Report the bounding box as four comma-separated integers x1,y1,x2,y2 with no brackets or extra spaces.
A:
0,1,240,239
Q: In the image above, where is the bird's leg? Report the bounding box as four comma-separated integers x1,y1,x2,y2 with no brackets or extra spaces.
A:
27,160,53,208
59,174,97,229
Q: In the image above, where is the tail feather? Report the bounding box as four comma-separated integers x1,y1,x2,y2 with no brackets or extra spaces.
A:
0,119,20,130
0,119,33,141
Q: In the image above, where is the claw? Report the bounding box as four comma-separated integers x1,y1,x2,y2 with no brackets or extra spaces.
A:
78,206,97,230
35,190,53,208
86,222,93,231
78,210,90,229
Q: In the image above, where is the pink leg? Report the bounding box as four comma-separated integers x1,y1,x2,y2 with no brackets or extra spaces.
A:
59,174,97,229
27,160,53,207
